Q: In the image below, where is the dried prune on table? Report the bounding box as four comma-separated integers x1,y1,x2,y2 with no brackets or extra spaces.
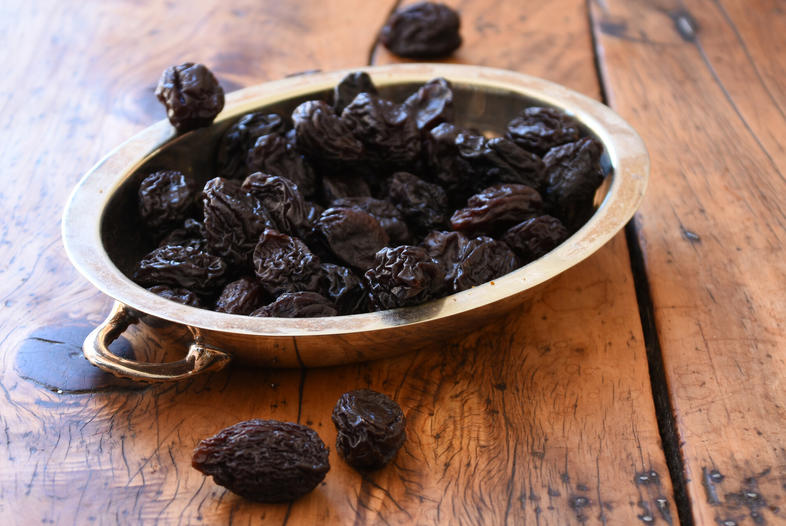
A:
379,2,462,59
505,107,581,156
403,77,454,131
451,236,519,292
202,177,273,265
475,137,546,190
134,245,227,295
333,71,378,115
365,245,444,310
292,100,364,163
214,277,266,315
138,170,198,233
192,419,329,502
421,230,469,287
542,137,604,230
250,292,338,318
332,197,411,245
424,123,479,206
321,173,372,203
317,207,389,270
388,171,449,234
451,183,543,236
147,285,201,308
320,263,369,315
155,63,225,133
158,219,207,251
332,389,406,470
503,215,569,263
217,112,285,179
246,133,318,198
252,228,323,296
241,172,311,237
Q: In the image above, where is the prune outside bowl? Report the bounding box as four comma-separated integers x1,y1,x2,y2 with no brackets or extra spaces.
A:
62,63,648,382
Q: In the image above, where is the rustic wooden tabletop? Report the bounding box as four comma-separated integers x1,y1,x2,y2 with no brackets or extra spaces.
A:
1,0,784,524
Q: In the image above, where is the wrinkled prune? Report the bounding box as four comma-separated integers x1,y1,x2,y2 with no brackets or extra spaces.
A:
321,173,372,203
246,133,318,198
380,2,462,59
320,263,369,315
477,137,545,189
403,77,454,131
138,170,197,233
214,277,265,315
158,219,208,251
365,245,444,310
250,292,338,318
506,107,580,156
543,137,604,230
425,123,480,205
332,389,406,470
242,172,311,237
155,63,224,132
134,245,227,295
217,112,285,179
192,419,329,502
451,183,543,236
292,100,364,163
452,236,519,292
147,285,201,308
333,71,378,115
317,207,389,270
252,229,322,296
503,215,570,263
388,171,449,234
332,197,411,245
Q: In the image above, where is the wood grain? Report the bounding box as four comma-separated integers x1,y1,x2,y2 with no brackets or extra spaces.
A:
591,0,786,524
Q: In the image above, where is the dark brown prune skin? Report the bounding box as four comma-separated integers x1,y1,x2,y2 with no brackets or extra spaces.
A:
158,219,208,251
364,245,445,310
331,389,406,470
192,419,329,502
138,170,197,233
506,107,581,156
320,263,369,315
147,285,201,308
241,172,311,237
403,77,454,131
332,197,411,245
134,245,227,295
421,230,470,289
379,2,462,59
246,133,318,198
503,215,569,263
388,171,449,234
425,123,481,206
543,137,604,230
217,112,285,179
252,229,322,296
317,207,390,270
292,100,364,163
321,173,371,203
250,292,338,318
451,183,543,236
155,63,225,132
452,236,519,292
477,137,546,190
214,277,265,315
333,71,378,115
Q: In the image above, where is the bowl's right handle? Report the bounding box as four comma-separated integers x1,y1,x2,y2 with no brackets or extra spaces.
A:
83,302,232,382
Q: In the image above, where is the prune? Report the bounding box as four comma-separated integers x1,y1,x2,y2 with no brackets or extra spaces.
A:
379,2,462,59
192,419,329,502
134,245,227,295
317,207,389,270
321,173,371,203
147,285,201,308
246,133,318,198
332,389,406,470
217,112,285,179
252,229,322,296
403,77,454,131
388,171,449,234
332,197,411,245
250,292,338,318
138,170,198,233
158,219,207,251
425,123,480,205
333,71,378,115
292,100,364,163
202,178,273,265
241,172,311,237
506,107,580,156
451,183,543,236
475,137,545,190
320,263,369,315
155,63,224,133
452,236,519,292
503,215,569,263
214,277,265,315
365,245,444,310
543,137,604,230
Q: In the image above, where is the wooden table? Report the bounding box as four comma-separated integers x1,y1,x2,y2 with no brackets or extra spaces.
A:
2,1,784,524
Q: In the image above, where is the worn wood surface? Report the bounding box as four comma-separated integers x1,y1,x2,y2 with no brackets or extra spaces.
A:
591,0,786,524
0,0,682,524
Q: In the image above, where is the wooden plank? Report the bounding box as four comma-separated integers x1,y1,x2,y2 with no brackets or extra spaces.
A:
590,0,786,524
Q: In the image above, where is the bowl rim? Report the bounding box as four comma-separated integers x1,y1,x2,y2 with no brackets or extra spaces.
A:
62,63,649,337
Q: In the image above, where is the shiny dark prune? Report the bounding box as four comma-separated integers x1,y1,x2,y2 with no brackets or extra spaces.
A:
217,113,285,179
388,171,449,234
403,77,454,131
332,389,406,470
246,133,318,198
138,170,198,233
320,263,369,315
365,245,444,310
192,419,329,502
252,229,322,296
543,137,604,230
241,172,311,237
321,173,371,203
503,215,569,263
158,219,207,251
155,63,224,132
250,292,338,318
421,230,470,288
134,245,227,295
452,236,519,292
317,207,389,270
292,100,364,163
332,197,411,245
425,123,480,205
477,137,546,190
451,183,543,236
214,277,266,315
379,2,462,59
333,71,378,115
506,107,580,156
147,285,201,308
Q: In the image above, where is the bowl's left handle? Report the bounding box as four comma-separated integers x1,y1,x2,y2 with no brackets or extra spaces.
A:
83,302,232,382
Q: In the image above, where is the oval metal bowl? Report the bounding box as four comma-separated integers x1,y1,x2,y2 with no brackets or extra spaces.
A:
62,63,648,381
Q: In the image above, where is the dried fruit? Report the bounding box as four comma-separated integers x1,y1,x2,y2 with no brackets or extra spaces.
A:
217,112,285,179
253,229,323,296
320,263,369,315
506,107,580,156
250,291,338,318
452,236,519,292
332,197,411,245
155,63,224,132
333,71,378,115
317,207,389,270
451,183,543,236
503,215,570,263
138,170,197,234
292,100,364,163
380,2,462,59
246,133,318,198
387,171,449,234
365,245,444,310
241,172,311,237
134,245,227,296
403,77,454,131
543,137,604,230
214,277,266,315
146,285,201,308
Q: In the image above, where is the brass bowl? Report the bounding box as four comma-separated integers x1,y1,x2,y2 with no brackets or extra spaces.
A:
62,63,648,381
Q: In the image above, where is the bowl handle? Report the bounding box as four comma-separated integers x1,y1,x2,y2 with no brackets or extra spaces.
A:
83,302,232,382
